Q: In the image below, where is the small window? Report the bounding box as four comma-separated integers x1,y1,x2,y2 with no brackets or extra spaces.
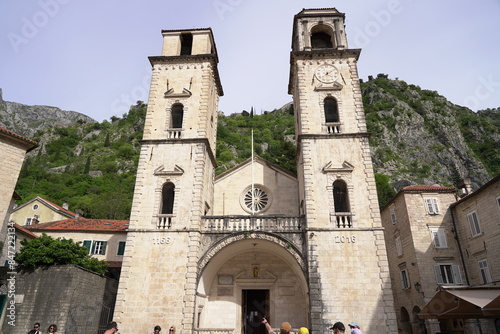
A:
395,236,403,256
180,33,193,55
25,218,32,225
117,241,126,256
324,97,339,123
467,211,481,237
425,198,440,215
434,264,463,285
82,240,92,254
171,104,184,129
390,205,397,224
91,241,107,255
478,259,492,284
333,180,350,213
33,204,39,210
400,269,410,290
161,182,175,215
430,228,448,248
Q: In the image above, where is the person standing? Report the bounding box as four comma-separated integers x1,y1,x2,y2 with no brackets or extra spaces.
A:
348,321,363,334
104,321,118,334
262,317,292,334
47,324,58,334
28,323,41,334
151,325,162,334
330,322,345,334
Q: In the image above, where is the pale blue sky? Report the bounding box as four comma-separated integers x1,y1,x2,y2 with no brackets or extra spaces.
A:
1,0,499,122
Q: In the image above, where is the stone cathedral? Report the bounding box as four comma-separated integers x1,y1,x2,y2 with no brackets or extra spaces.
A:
115,8,397,334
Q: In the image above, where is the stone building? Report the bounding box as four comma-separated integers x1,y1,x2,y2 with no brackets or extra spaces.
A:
381,178,500,334
380,185,463,333
115,8,397,334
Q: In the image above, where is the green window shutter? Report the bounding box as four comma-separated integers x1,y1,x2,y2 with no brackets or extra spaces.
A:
83,240,92,254
117,241,126,256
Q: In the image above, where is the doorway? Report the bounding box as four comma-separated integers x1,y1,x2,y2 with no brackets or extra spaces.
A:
242,289,270,334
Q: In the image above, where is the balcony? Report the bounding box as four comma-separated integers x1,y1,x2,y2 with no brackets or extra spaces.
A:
325,122,341,134
157,214,173,229
331,212,352,228
166,128,182,139
202,215,304,233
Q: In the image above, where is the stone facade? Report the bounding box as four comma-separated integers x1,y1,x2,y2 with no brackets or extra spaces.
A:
1,265,118,334
381,186,461,333
381,179,500,334
0,127,37,258
115,9,397,334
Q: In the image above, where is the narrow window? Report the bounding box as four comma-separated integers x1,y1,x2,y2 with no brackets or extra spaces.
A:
467,211,481,236
83,240,92,254
171,104,184,129
425,198,440,215
180,33,193,55
390,205,397,224
333,180,349,212
430,228,448,248
400,269,410,289
324,97,339,123
311,31,333,48
434,264,462,285
478,259,492,284
162,182,175,215
395,236,403,256
117,241,126,256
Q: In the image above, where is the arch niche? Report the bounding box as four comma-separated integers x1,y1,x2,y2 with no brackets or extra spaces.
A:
195,233,309,334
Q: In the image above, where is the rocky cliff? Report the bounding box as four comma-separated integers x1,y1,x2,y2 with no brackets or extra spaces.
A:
0,88,96,138
361,75,499,190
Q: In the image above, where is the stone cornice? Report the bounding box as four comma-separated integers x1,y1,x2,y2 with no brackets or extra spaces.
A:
149,54,223,96
139,138,217,167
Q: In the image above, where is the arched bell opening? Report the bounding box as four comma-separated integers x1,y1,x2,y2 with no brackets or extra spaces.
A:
195,235,309,334
310,24,335,49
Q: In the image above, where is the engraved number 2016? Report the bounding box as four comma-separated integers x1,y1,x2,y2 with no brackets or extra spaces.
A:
335,235,356,243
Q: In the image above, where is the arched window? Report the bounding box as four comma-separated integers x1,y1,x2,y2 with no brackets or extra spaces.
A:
310,25,334,49
171,104,184,129
333,180,349,212
324,97,339,123
161,182,175,215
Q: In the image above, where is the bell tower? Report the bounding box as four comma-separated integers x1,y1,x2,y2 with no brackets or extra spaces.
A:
114,28,223,333
289,9,397,333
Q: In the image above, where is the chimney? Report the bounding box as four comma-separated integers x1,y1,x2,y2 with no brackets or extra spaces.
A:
458,178,473,197
62,203,69,210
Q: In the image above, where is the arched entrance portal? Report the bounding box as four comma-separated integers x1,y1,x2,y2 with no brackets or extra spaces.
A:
196,236,309,334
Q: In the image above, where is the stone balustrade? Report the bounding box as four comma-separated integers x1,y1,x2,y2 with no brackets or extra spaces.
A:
202,215,304,232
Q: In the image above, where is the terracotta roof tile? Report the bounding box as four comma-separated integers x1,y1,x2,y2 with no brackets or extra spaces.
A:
0,126,38,147
26,218,129,232
14,223,38,239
